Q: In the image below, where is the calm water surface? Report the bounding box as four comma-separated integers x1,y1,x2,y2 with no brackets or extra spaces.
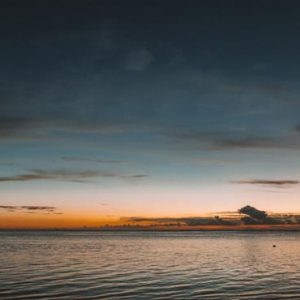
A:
0,231,300,299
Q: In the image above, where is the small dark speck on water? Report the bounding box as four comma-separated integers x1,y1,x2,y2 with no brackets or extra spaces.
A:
273,245,276,247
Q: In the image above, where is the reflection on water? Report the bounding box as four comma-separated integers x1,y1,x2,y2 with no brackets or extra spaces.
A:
0,231,300,299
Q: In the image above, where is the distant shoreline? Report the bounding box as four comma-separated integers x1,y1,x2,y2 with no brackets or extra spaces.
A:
2,225,300,232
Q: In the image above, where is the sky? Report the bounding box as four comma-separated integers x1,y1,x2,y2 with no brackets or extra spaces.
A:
1,0,300,228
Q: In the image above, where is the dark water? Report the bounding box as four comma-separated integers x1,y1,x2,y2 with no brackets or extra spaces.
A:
0,231,300,299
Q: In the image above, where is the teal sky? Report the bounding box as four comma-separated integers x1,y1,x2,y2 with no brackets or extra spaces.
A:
1,1,300,226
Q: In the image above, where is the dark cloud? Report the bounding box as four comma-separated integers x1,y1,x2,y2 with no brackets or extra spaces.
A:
0,116,38,131
0,205,59,214
214,136,287,150
0,116,41,139
128,217,180,223
0,116,130,140
125,206,300,227
233,179,299,187
173,129,300,151
0,169,148,183
240,216,261,225
238,205,268,220
237,205,283,225
21,206,56,211
127,216,235,226
0,205,18,210
61,157,124,164
130,174,148,178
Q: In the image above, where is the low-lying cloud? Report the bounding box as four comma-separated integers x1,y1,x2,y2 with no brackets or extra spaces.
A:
0,205,60,214
0,169,148,183
232,179,299,187
123,206,300,227
126,216,234,226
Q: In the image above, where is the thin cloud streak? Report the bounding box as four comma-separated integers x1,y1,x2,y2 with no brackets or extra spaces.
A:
2,115,300,153
173,129,300,150
21,206,56,211
232,179,299,187
0,205,60,214
61,157,124,164
0,116,130,140
0,169,148,183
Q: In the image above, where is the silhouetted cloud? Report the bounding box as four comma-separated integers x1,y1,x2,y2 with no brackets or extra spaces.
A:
238,205,268,220
130,174,148,178
233,179,299,187
125,206,300,227
0,205,18,211
0,169,148,183
126,216,235,226
21,206,56,211
0,205,59,214
237,205,285,225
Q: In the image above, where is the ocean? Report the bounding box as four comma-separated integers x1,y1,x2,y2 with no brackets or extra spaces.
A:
0,231,299,299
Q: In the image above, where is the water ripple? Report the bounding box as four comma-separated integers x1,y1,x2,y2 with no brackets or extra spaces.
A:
1,231,300,299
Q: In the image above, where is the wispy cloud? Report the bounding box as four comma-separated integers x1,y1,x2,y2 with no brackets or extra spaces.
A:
172,129,300,150
0,169,148,183
21,206,56,211
194,158,239,165
0,116,129,140
61,157,124,164
0,205,60,214
0,116,41,139
0,205,18,211
0,162,14,166
125,48,153,71
232,179,299,187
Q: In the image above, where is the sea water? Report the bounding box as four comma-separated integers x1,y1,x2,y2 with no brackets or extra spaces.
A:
0,231,299,299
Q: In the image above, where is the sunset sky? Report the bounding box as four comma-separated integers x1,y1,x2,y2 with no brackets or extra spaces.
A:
1,0,300,228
